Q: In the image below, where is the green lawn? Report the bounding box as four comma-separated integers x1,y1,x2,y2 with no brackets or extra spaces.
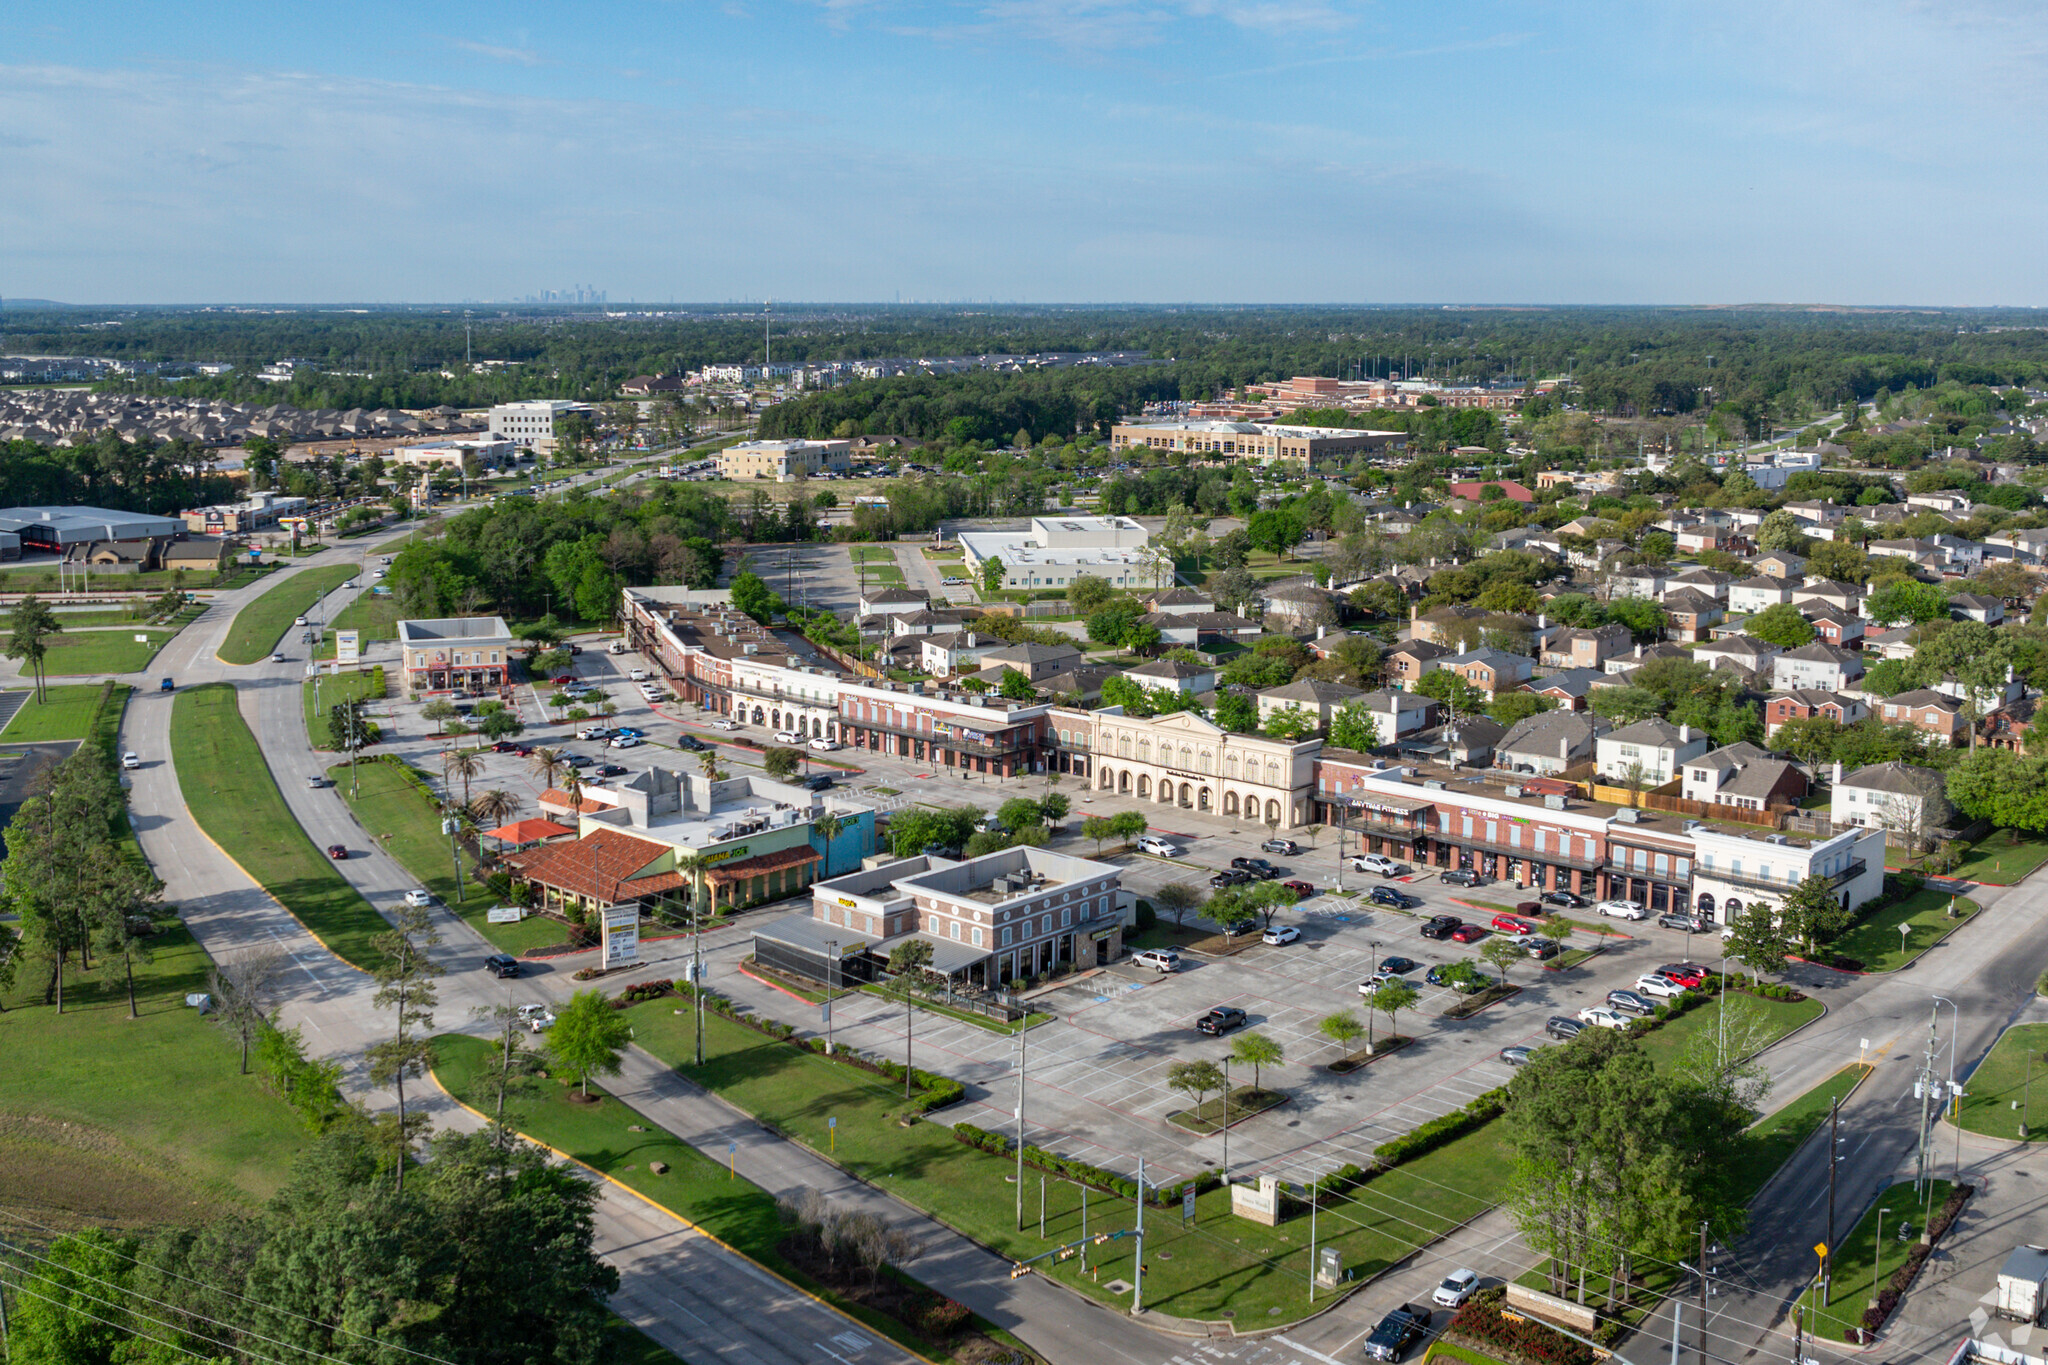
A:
849,547,898,563
2,683,117,740
1634,993,1825,1073
0,921,313,1222
859,566,906,585
1956,1022,2048,1141
170,684,391,970
1734,1065,1870,1205
218,565,357,665
41,628,177,675
302,671,386,748
48,609,156,627
1948,831,2048,885
332,757,568,956
431,1034,982,1365
1828,890,1979,972
622,1000,1507,1324
1809,1180,1953,1341
313,591,404,660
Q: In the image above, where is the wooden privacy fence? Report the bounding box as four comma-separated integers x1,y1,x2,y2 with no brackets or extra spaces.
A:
1581,781,1791,829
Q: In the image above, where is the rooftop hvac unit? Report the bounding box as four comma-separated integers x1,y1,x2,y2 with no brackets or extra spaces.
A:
1503,784,1523,798
1543,794,1568,810
1613,808,1638,824
1422,779,1447,790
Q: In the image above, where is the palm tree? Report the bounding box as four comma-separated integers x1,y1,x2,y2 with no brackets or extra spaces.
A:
528,746,565,791
812,811,845,876
559,768,584,817
444,747,485,808
469,787,519,829
698,747,719,780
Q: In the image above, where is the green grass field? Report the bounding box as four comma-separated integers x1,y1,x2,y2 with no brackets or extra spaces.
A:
301,670,386,748
47,610,155,628
171,683,391,970
1948,831,2048,885
849,547,898,563
41,628,177,676
0,921,312,1224
1956,1022,2048,1141
1809,1180,1953,1340
1,684,118,740
1634,992,1825,1073
1829,890,1978,972
312,593,404,660
622,1000,1506,1324
1734,1065,1869,1204
218,565,357,665
332,757,566,956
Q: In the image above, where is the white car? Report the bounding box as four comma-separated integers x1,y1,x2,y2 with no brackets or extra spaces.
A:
121,751,140,769
403,889,435,907
1262,925,1300,946
294,616,307,626
344,581,358,590
1352,853,1403,876
1136,836,1183,857
629,668,649,681
1577,1006,1631,1030
1432,1268,1480,1309
609,735,642,749
1633,974,1687,998
773,730,805,745
1594,898,1647,921
271,652,286,662
809,738,841,752
710,717,740,730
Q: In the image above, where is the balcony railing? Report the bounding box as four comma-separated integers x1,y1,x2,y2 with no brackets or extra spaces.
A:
850,714,1034,755
1433,830,1605,873
1697,859,1865,895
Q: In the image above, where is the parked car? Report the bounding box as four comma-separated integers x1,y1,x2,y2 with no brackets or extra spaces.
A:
550,674,575,686
1363,1304,1431,1362
809,738,842,752
403,889,434,907
1231,857,1280,879
564,754,594,767
1498,1046,1537,1067
1432,1270,1481,1309
326,844,348,860
1656,962,1709,987
804,774,834,792
1419,914,1461,940
492,741,521,753
1633,974,1687,999
596,763,628,777
1353,853,1404,876
1440,868,1483,887
1281,879,1315,900
1369,886,1421,909
1448,922,1489,944
1594,898,1647,921
1578,1006,1631,1030
1132,948,1181,973
1208,868,1252,889
1378,956,1419,976
613,727,645,738
1426,965,1493,993
1490,914,1539,935
710,717,740,730
1546,1015,1587,1040
1360,973,1397,994
1262,925,1301,946
1539,890,1587,909
1137,836,1183,857
1658,911,1711,933
609,735,642,749
577,726,613,741
773,729,805,745
483,954,520,978
675,735,707,751
1196,1006,1248,1036
121,751,140,769
1261,838,1302,856
629,668,649,681
1523,937,1561,959
1607,989,1655,1016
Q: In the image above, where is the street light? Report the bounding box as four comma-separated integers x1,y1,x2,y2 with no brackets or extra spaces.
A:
1220,1057,1232,1185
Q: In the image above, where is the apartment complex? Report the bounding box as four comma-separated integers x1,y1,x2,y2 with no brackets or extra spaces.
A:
1107,419,1404,468
716,437,854,482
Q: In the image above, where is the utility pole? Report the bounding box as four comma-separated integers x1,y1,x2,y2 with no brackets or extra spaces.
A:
1916,1004,1939,1196
693,886,705,1066
1132,1156,1145,1315
826,939,837,1056
1826,1096,1839,1300
1698,1222,1711,1365
1015,1022,1027,1231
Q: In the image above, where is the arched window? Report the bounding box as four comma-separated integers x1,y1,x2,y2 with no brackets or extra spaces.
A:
1265,759,1280,785
1118,734,1131,758
1697,893,1716,918
1137,739,1151,763
1200,749,1213,774
1179,744,1193,769
1226,755,1240,779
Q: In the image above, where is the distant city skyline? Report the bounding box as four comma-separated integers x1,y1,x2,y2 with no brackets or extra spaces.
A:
5,1,2046,306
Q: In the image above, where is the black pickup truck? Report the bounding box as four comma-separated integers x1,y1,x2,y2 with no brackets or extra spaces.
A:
1362,1304,1431,1362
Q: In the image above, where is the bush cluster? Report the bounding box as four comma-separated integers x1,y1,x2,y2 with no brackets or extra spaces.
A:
904,1293,970,1341
1373,1088,1507,1168
1856,1184,1974,1338
951,1122,1220,1203
1448,1289,1595,1365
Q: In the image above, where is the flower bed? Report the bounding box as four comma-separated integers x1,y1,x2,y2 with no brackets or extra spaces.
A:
1850,1183,1974,1342
1447,1289,1598,1365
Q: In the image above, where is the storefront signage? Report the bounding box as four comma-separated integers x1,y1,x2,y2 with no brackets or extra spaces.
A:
836,897,858,908
699,845,750,865
601,905,639,968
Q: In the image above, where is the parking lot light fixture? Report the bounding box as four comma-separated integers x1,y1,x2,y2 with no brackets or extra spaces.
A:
1220,1057,1232,1184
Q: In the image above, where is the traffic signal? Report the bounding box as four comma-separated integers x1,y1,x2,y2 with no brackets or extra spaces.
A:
1010,1264,1033,1279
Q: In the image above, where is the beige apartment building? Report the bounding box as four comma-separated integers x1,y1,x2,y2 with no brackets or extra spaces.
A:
1056,707,1321,828
1107,420,1404,468
717,438,853,482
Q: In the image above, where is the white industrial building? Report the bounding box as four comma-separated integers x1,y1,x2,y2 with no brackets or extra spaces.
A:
956,516,1163,592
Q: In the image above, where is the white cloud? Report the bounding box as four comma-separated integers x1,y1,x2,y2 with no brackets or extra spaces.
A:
447,39,548,66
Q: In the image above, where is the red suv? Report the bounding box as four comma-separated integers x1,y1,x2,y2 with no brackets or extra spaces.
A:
1282,879,1315,900
1656,963,1708,987
1490,914,1539,936
1449,923,1489,944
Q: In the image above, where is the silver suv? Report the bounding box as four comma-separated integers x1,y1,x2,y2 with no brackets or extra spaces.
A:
1132,948,1181,973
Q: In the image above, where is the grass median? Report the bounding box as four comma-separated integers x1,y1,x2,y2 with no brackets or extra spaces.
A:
1956,1022,2048,1141
302,669,385,749
312,591,403,660
1809,1179,1954,1341
1635,992,1823,1073
218,565,357,665
2,683,117,740
42,628,178,676
1828,889,1979,971
171,683,390,970
1734,1064,1870,1204
622,998,1505,1325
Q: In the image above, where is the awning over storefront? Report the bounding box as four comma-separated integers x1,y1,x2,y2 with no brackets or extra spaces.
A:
704,846,823,885
1346,790,1435,815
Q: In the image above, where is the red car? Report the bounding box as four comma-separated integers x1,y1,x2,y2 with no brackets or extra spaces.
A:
1656,963,1708,987
1282,879,1315,900
550,674,575,686
1448,922,1489,944
326,844,348,860
1490,914,1540,936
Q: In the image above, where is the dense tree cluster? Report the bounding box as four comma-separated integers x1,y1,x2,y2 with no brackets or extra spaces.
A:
0,435,237,515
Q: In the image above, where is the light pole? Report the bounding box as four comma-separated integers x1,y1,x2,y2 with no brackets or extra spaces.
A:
1366,938,1382,1053
826,939,837,1057
2024,1046,2036,1140
1220,1057,1232,1184
1015,1022,1028,1232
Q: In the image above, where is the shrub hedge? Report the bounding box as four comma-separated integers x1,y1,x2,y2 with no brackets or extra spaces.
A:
1854,1184,1973,1340
1448,1289,1595,1365
952,1121,1221,1204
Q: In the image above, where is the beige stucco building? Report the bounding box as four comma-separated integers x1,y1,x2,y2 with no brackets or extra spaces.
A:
717,438,853,482
1060,707,1321,828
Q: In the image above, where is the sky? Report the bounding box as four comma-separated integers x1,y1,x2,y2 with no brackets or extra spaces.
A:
4,1,2047,306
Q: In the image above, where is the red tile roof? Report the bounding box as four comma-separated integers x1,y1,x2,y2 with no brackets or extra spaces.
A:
486,818,575,843
502,828,689,903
